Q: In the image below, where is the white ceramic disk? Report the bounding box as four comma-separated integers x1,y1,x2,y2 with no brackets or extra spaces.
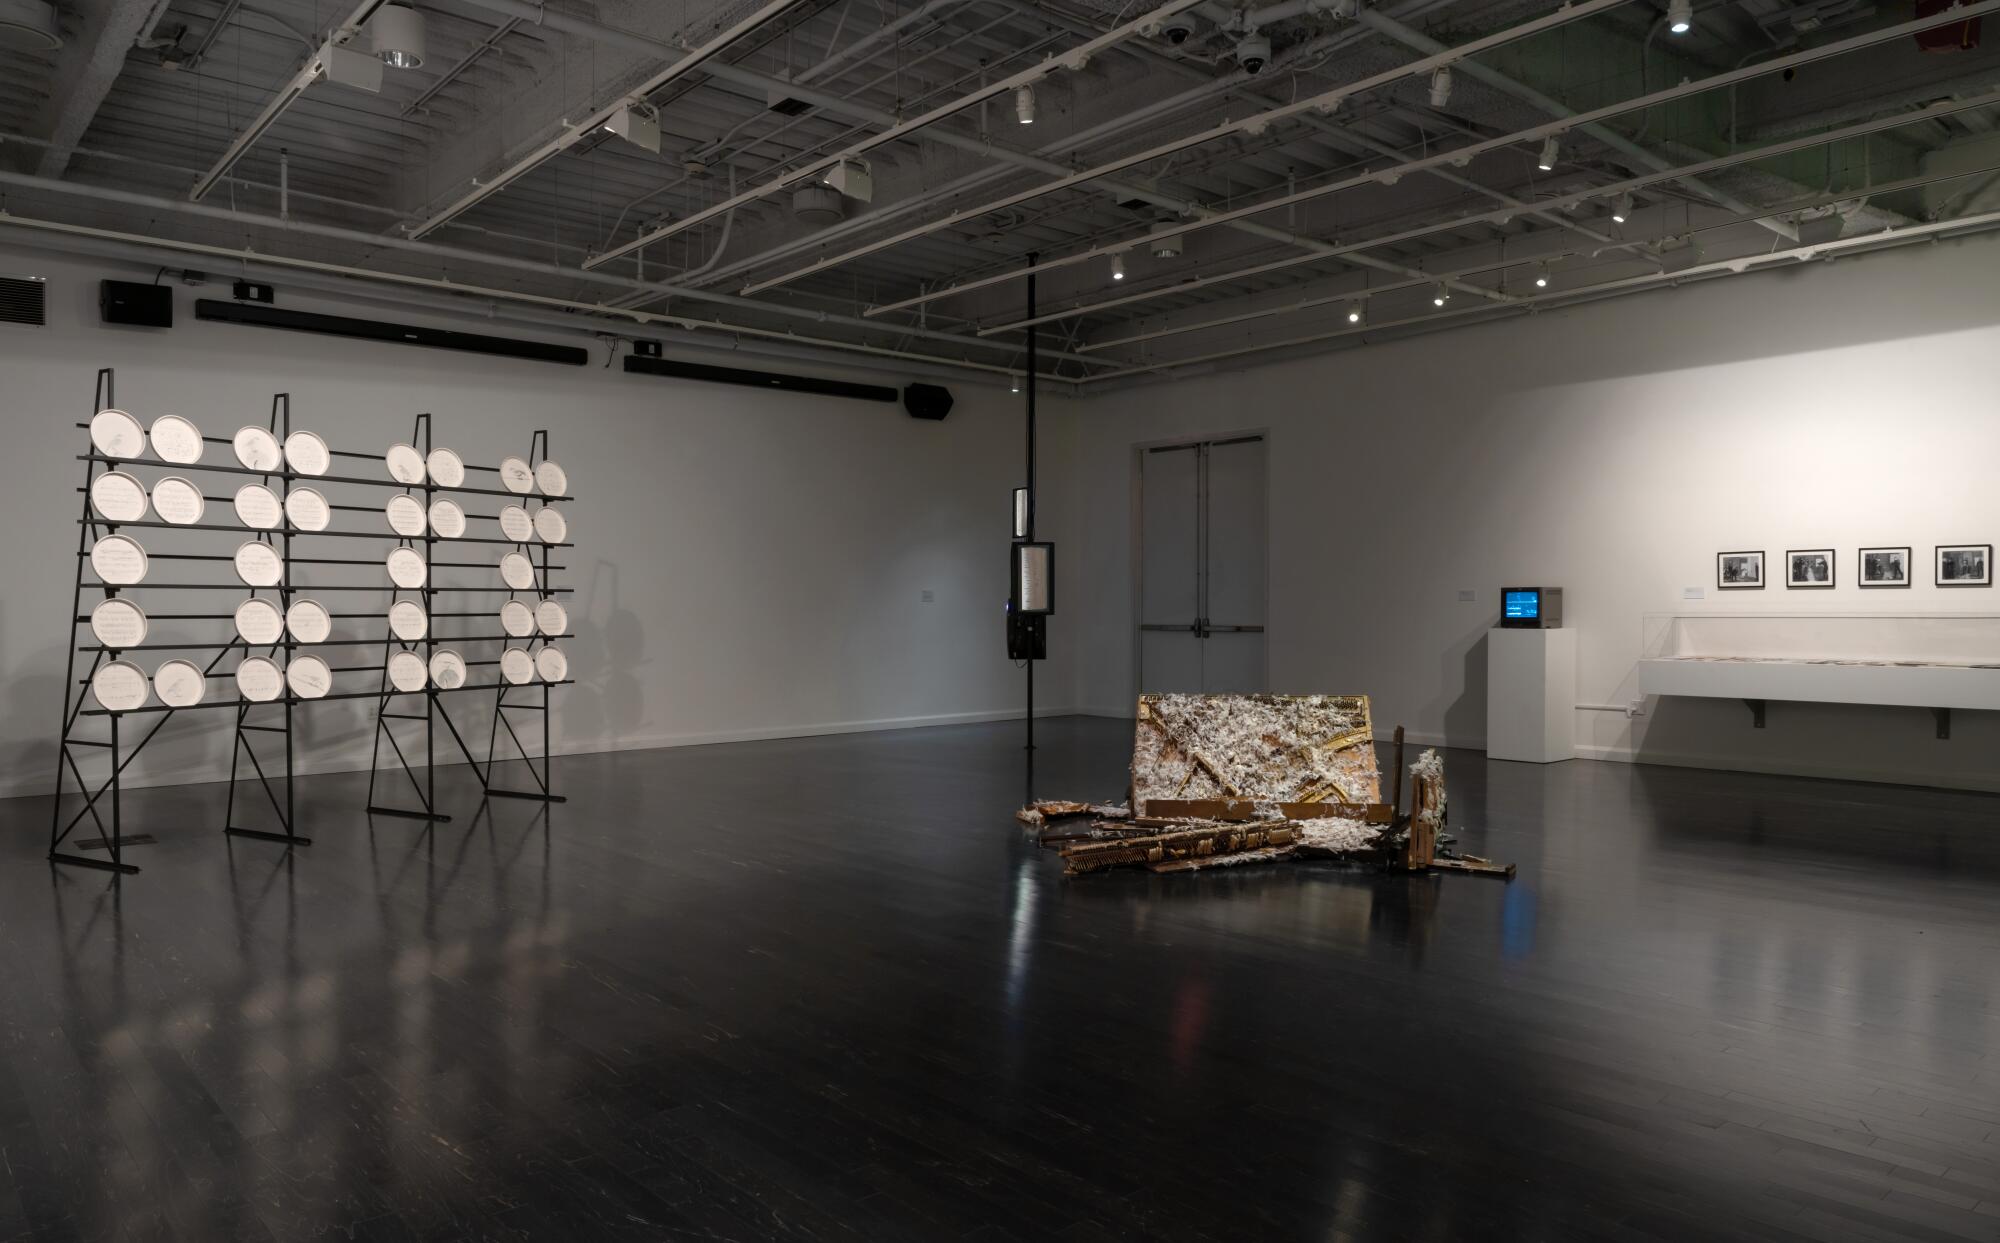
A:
233,425,283,472
499,647,534,685
285,598,332,644
535,598,568,636
149,415,203,464
388,600,428,642
385,493,427,537
535,459,569,496
427,648,467,690
532,505,567,544
286,654,332,699
284,486,331,531
233,483,283,529
427,498,466,539
90,534,148,584
235,656,284,702
426,448,465,488
499,599,534,637
153,659,206,707
92,660,150,712
89,471,149,523
234,541,284,587
387,650,427,692
499,552,535,591
386,546,427,589
535,645,568,683
90,409,145,459
385,443,426,485
235,597,284,646
90,598,148,649
498,456,533,494
282,430,330,476
497,505,533,543
151,476,205,525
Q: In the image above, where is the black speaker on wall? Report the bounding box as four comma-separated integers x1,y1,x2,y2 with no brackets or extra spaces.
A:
101,280,172,327
903,383,954,420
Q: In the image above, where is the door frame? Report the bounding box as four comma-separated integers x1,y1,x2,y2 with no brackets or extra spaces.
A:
1131,426,1272,703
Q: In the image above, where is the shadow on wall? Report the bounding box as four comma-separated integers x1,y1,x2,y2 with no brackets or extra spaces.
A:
1438,626,1488,747
563,558,646,749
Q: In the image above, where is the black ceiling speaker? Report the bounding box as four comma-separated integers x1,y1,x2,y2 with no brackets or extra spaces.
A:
101,280,172,327
903,383,954,421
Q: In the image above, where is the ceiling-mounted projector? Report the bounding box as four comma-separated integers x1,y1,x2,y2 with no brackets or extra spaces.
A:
0,0,63,50
821,158,874,203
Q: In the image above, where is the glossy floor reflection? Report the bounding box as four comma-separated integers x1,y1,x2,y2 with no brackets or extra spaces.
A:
3,717,1999,1241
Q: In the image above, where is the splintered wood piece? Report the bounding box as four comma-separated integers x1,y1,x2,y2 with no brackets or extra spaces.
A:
1137,799,1394,825
1390,725,1406,815
1432,857,1514,878
1148,846,1297,874
1060,823,1302,874
1015,808,1045,828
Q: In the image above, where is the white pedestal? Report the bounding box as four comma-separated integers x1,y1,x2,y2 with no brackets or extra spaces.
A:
1486,628,1576,763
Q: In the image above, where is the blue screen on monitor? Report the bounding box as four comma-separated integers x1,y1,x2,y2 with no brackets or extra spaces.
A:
1504,590,1540,620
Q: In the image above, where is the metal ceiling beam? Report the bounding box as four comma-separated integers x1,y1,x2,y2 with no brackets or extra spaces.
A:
188,0,390,201
405,0,809,238
976,87,2000,335
1354,8,1801,243
863,0,2000,319
578,0,1216,270
33,0,174,177
0,166,1109,369
740,0,1633,299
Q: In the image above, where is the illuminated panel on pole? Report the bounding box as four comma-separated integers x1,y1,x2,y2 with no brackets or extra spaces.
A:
1011,541,1054,615
1012,487,1029,540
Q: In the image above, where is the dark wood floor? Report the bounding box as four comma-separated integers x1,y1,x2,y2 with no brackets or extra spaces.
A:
2,717,1998,1242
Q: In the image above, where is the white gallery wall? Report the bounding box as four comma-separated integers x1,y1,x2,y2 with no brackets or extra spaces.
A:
0,244,1068,798
1057,233,2000,791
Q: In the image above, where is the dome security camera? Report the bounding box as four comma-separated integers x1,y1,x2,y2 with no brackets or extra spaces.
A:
1159,13,1197,44
1235,33,1272,75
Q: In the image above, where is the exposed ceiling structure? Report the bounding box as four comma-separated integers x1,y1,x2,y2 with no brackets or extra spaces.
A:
3,0,1998,390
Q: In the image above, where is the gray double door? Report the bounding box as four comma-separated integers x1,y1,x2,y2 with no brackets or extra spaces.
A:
1139,436,1267,694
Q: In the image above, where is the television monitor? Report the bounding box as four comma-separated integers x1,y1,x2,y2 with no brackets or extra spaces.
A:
1500,586,1562,629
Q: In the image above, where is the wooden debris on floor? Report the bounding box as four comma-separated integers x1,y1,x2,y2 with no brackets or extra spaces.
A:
1020,694,1513,881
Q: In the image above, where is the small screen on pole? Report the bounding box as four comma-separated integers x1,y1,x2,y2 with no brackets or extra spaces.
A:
1012,488,1029,540
1012,542,1053,614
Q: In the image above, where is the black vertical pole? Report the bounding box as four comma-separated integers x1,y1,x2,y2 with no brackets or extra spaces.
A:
1024,255,1037,752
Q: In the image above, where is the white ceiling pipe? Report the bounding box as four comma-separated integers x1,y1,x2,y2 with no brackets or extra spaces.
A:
753,0,1631,302
864,0,2000,320
0,214,1064,384
1356,8,1798,243
1077,207,2000,384
188,0,390,201
405,0,810,239
977,87,2000,336
0,168,1110,368
1,227,1043,390
579,0,1216,270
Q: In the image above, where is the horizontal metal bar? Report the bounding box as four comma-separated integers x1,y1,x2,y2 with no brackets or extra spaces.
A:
81,583,575,591
48,852,141,874
486,789,566,802
79,634,570,652
78,453,574,501
366,805,452,822
225,827,313,845
239,724,289,733
80,678,576,715
76,834,158,850
71,517,574,547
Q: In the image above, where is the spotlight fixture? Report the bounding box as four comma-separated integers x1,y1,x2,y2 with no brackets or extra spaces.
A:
1010,375,1022,395
1432,285,1449,307
1014,83,1036,125
600,103,662,154
368,1,426,68
1111,253,1126,281
1537,136,1559,171
1667,0,1692,34
1534,263,1549,288
1611,191,1634,223
1346,305,1363,325
1428,66,1453,109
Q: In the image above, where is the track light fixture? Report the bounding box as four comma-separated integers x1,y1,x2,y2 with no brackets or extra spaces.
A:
1014,83,1035,125
1537,136,1559,171
1667,0,1693,34
1011,374,1022,394
1611,191,1634,223
1428,66,1453,109
1534,263,1549,288
1346,305,1363,325
1110,253,1126,281
600,103,662,153
368,2,426,69
1432,285,1449,307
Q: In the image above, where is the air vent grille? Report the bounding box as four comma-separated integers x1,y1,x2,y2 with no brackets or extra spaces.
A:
0,276,47,326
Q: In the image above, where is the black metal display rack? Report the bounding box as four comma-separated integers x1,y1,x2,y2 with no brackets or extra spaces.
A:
47,368,576,876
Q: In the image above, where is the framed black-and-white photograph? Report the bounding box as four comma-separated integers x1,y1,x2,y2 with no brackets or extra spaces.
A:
1785,549,1834,589
1717,550,1765,590
1936,544,1992,588
1859,546,1911,588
